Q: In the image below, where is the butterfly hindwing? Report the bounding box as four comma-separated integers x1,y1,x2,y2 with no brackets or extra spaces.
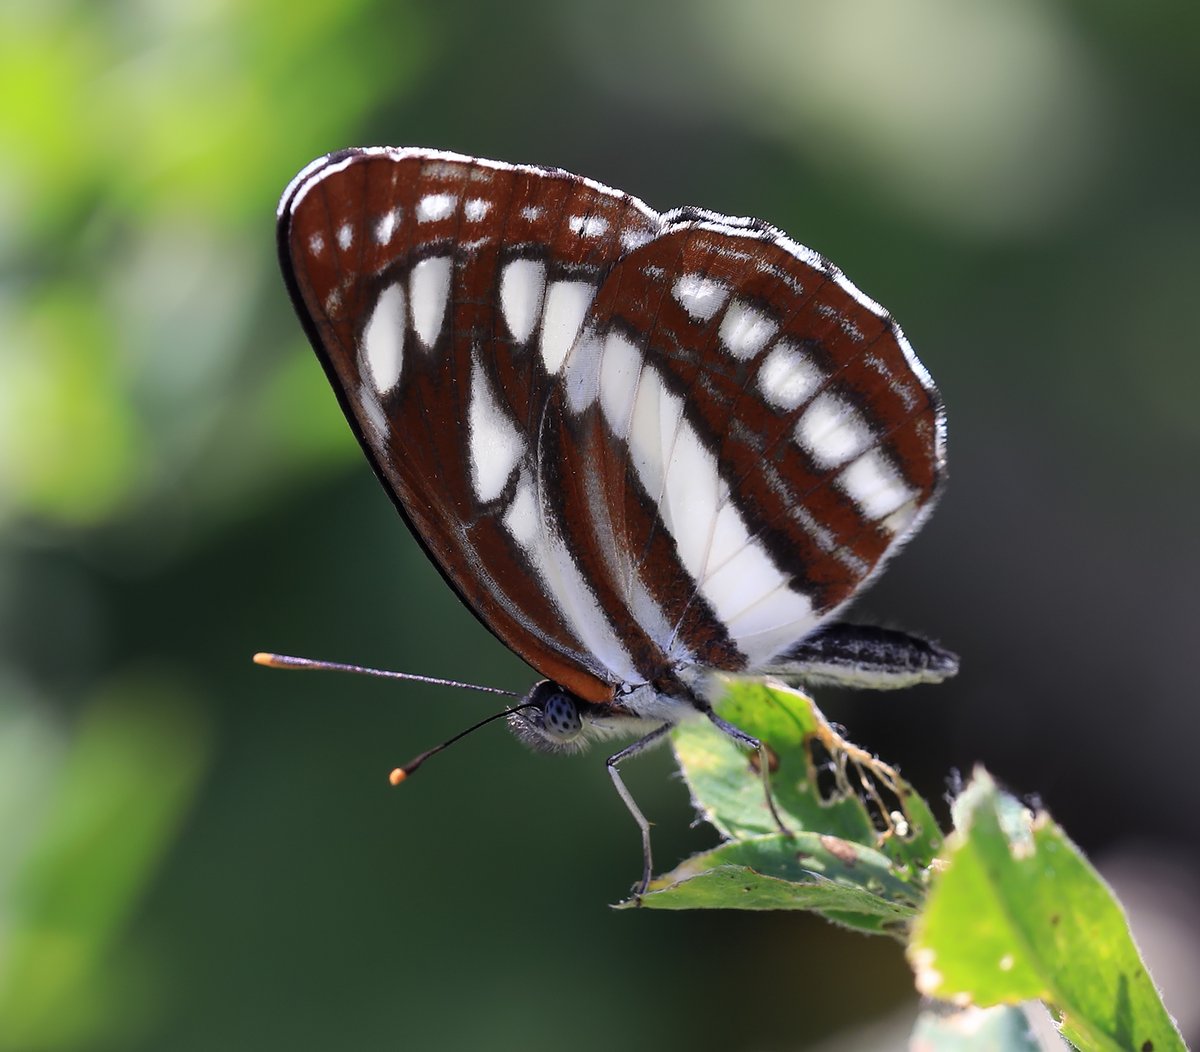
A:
547,218,943,673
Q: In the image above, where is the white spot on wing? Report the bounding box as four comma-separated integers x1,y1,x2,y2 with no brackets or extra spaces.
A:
710,567,815,665
499,258,547,344
672,274,730,322
599,331,642,438
622,228,653,252
627,366,681,531
502,471,539,546
663,410,723,587
796,392,873,468
726,588,819,668
702,500,749,583
540,281,594,374
520,205,544,221
562,328,604,415
308,233,325,256
837,450,916,521
464,197,491,222
409,256,452,349
337,223,353,251
569,214,608,238
361,282,406,394
718,298,777,360
417,193,456,223
375,208,400,244
469,358,525,503
758,342,823,410
881,499,919,536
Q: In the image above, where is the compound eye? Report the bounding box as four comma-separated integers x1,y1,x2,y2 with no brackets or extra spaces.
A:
542,692,582,741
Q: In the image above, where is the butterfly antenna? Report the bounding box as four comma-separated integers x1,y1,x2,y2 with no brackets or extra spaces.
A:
252,652,533,786
252,651,519,698
388,702,538,785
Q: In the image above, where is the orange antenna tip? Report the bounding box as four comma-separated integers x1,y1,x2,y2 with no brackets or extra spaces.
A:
253,652,280,667
389,768,408,786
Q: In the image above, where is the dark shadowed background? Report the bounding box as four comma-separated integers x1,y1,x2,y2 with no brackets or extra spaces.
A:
2,2,1197,1049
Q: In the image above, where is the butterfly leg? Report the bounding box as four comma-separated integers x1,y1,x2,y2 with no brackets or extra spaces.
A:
606,724,672,897
701,707,793,838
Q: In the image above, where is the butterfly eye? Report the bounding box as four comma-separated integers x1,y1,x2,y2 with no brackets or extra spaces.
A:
541,692,582,741
507,681,589,753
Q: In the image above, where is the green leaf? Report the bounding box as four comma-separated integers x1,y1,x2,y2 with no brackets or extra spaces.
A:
908,769,1185,1052
911,1003,1046,1051
627,679,944,934
632,832,918,935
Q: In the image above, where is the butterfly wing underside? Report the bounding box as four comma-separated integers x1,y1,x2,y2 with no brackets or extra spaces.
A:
278,148,945,704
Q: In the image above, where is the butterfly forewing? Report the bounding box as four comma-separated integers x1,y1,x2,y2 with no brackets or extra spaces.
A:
278,147,944,703
280,149,662,702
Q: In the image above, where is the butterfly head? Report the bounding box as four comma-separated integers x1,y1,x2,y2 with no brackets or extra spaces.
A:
508,678,703,755
507,680,594,754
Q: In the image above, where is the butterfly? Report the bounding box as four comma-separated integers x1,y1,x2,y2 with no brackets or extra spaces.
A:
271,147,956,894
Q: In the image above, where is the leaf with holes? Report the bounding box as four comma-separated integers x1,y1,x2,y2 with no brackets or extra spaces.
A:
626,680,942,932
908,769,1185,1052
631,832,920,935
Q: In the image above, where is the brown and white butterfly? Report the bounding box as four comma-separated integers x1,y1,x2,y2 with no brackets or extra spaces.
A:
269,147,955,892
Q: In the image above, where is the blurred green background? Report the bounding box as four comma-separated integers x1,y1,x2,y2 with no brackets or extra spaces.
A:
2,1,1198,1048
